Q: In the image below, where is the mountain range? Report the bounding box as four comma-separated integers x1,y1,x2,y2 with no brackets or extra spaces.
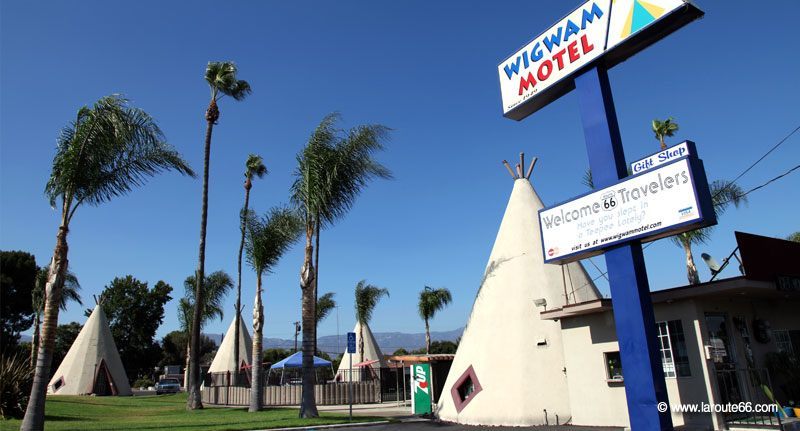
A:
204,327,464,356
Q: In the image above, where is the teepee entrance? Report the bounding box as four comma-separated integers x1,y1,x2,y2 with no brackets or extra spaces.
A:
92,359,116,395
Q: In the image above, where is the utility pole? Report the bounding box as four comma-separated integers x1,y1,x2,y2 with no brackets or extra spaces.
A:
293,321,301,352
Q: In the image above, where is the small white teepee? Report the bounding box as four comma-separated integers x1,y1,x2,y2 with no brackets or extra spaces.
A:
208,317,252,374
335,321,387,381
48,304,132,396
436,174,600,426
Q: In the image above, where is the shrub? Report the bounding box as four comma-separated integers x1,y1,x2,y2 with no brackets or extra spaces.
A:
133,377,154,388
0,351,32,419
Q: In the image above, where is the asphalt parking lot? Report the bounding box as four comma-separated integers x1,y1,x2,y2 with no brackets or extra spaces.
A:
337,421,624,431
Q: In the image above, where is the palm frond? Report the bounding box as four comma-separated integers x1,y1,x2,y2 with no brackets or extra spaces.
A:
245,206,304,276
418,286,452,321
205,61,251,101
710,180,747,215
290,113,392,229
581,169,594,189
354,280,389,325
245,154,268,179
44,95,195,213
316,292,337,325
33,266,81,312
182,270,233,329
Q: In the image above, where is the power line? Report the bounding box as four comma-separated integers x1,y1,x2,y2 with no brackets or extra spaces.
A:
711,124,799,201
715,163,800,207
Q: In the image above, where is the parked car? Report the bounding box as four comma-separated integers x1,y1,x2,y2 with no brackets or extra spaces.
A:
155,378,181,395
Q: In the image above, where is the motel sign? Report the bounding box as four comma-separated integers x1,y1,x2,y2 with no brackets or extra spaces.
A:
499,1,706,430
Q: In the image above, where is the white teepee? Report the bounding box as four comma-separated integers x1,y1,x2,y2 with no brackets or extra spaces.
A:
208,317,252,374
335,321,387,381
48,305,132,396
436,177,600,426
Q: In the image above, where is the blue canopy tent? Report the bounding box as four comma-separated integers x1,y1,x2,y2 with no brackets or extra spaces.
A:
268,351,333,385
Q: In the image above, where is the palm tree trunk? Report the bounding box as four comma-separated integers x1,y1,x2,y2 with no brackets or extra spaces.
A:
313,218,320,355
683,240,701,285
299,225,318,418
30,312,41,368
359,322,366,364
235,184,252,380
184,341,190,389
249,274,264,412
425,318,431,355
187,105,216,410
21,225,69,431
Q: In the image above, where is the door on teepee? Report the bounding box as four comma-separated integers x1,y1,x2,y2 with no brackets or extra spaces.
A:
93,360,114,396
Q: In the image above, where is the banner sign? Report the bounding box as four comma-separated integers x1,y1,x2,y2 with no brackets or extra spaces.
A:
630,141,693,174
411,364,432,415
499,0,702,120
539,155,715,263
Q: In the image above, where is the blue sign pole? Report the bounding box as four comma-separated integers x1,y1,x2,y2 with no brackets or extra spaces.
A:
347,332,356,422
575,66,672,431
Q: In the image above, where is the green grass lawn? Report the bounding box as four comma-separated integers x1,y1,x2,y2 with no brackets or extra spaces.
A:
1,393,385,431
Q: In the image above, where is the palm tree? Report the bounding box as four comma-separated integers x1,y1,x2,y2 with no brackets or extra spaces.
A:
354,280,389,363
290,113,391,418
315,292,336,328
652,117,679,150
188,61,251,410
418,286,452,354
673,180,746,284
244,207,303,412
30,267,81,367
234,154,268,373
179,271,233,388
22,95,194,431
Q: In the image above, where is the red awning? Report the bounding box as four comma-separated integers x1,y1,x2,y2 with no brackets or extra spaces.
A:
353,359,378,367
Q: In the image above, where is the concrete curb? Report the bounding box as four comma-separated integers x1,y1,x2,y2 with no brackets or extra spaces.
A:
250,416,431,431
250,420,391,431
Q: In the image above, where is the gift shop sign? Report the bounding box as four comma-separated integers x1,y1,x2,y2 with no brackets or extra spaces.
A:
539,155,715,263
498,0,701,120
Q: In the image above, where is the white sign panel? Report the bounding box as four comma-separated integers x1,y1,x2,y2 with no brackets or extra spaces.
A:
630,141,692,174
498,0,609,116
498,0,695,120
539,157,709,263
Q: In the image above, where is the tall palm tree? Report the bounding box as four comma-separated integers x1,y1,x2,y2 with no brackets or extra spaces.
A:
188,61,251,410
354,280,389,363
234,154,268,373
673,180,747,284
244,207,303,412
30,267,81,367
290,113,391,418
22,95,194,431
315,292,336,328
652,117,679,150
179,271,233,388
418,286,452,354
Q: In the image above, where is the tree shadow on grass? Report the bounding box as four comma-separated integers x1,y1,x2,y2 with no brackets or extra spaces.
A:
44,415,83,422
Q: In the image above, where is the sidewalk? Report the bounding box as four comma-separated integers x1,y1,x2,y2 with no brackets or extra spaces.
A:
288,401,417,419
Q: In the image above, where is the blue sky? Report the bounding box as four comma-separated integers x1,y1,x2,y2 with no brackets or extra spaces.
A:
1,1,798,355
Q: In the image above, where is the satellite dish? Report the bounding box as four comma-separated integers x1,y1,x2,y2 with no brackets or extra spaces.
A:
701,253,721,275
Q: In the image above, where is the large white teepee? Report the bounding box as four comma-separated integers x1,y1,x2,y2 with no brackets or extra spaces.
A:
335,321,387,381
208,317,252,374
48,305,132,396
436,178,600,426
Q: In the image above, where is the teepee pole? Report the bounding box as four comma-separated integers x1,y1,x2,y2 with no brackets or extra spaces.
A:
515,163,523,178
502,160,517,179
526,157,538,179
519,152,525,178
